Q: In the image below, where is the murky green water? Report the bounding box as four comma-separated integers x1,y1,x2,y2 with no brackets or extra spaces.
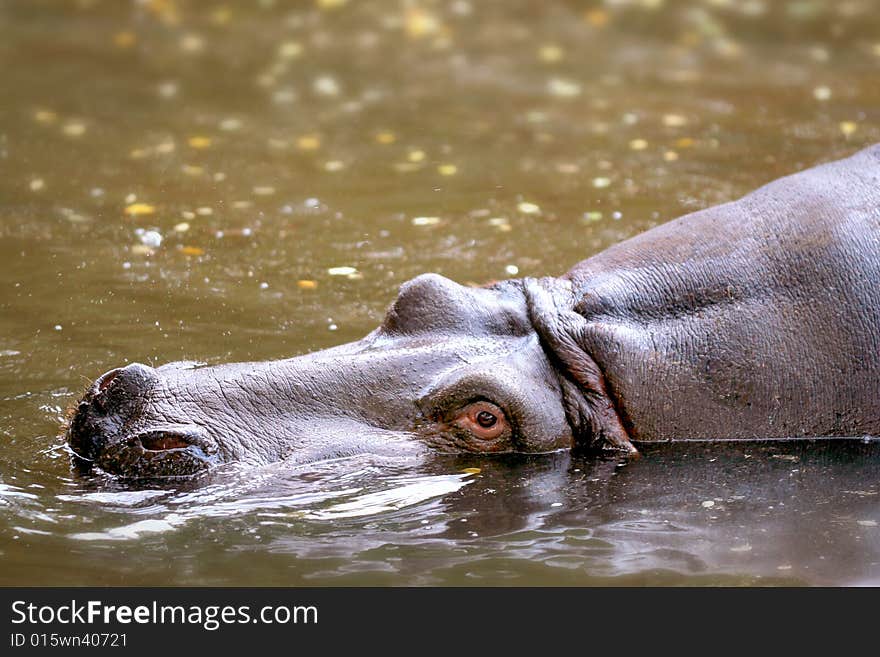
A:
1,0,879,586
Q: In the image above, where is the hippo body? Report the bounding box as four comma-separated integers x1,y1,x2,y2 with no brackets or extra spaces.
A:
67,144,880,477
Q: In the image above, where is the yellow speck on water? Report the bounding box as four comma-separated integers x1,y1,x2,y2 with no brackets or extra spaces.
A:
405,7,442,39
437,164,458,176
316,0,347,9
29,178,45,192
278,41,303,59
179,246,205,256
34,109,57,124
323,160,345,172
252,186,276,196
538,44,564,63
411,216,441,226
173,222,190,233
839,121,858,138
155,141,176,154
584,8,609,27
813,85,832,101
180,33,206,53
629,138,648,150
113,31,137,48
187,136,212,149
196,207,213,216
517,202,541,215
664,150,679,161
375,131,396,144
297,279,318,290
131,244,154,256
408,150,426,162
461,467,481,475
297,134,321,151
209,6,232,25
124,203,157,217
662,114,688,128
181,164,204,176
592,177,611,188
181,210,196,220
62,122,87,137
675,137,695,148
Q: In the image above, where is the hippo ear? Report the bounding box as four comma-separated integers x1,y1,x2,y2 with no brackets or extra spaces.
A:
523,279,636,454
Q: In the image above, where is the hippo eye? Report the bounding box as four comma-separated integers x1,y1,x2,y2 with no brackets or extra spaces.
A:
454,401,508,442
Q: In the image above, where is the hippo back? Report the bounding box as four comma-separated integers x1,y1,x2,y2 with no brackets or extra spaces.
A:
564,144,880,441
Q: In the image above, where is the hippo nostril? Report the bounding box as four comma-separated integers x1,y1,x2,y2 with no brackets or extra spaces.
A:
97,368,121,392
139,432,193,451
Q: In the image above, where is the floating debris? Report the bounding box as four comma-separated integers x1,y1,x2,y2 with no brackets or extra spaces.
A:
252,186,276,196
219,117,242,131
701,500,715,508
327,266,358,277
662,114,688,128
664,150,679,162
323,160,345,172
411,216,440,226
629,138,648,150
33,109,57,124
62,121,87,137
405,7,442,39
180,33,206,54
437,164,458,176
297,280,318,290
196,207,213,216
813,85,832,101
517,201,541,214
840,121,858,137
113,31,136,49
582,211,603,223
408,150,426,162
139,230,163,249
124,203,156,217
179,246,204,256
29,178,45,192
131,244,154,256
592,177,611,188
505,265,519,276
297,134,321,150
313,75,341,97
187,136,212,149
277,41,303,59
375,131,396,144
173,222,190,233
547,77,582,98
857,520,877,527
538,44,564,62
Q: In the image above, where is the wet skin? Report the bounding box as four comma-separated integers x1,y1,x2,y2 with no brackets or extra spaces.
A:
66,144,880,477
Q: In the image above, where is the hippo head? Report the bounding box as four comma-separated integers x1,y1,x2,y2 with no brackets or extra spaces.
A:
66,274,633,478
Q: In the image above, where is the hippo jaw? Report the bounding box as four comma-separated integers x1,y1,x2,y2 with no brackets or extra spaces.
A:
66,274,632,479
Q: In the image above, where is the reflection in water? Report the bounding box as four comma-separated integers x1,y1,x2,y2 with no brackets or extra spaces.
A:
1,0,880,584
4,441,879,585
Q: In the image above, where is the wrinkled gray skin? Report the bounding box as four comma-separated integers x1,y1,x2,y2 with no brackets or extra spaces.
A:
67,144,880,477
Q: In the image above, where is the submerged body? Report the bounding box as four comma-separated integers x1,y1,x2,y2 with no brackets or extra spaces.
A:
67,145,880,477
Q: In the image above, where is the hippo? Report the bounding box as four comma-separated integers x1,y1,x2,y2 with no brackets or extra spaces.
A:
66,144,880,477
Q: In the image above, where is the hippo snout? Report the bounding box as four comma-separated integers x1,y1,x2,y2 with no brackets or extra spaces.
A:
66,363,219,477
